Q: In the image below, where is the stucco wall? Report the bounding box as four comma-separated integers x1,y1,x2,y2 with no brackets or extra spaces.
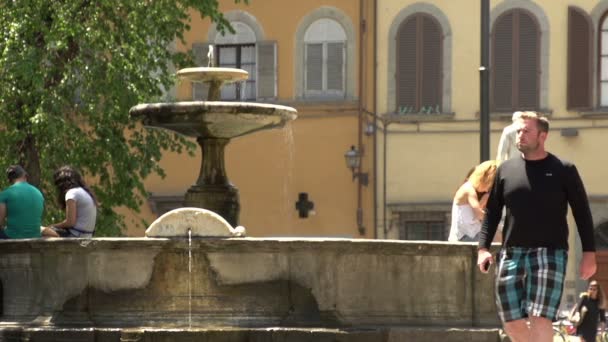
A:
127,0,374,239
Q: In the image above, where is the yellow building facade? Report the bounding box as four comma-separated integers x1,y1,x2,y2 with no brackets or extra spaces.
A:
129,0,376,239
375,0,608,303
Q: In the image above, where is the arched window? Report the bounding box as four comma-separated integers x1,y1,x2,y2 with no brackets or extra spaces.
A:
193,11,276,102
491,9,540,112
396,14,442,114
304,19,346,97
567,7,592,110
600,14,608,107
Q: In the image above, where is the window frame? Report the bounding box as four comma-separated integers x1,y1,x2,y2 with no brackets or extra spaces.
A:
304,40,346,97
396,211,448,241
216,43,257,101
598,11,608,108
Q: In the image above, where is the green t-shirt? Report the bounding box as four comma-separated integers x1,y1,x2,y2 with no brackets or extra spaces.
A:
0,181,44,238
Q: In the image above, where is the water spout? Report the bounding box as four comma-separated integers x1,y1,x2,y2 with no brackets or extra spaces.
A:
188,227,192,329
207,45,214,68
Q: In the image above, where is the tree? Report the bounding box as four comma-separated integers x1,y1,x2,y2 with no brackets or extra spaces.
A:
0,0,243,235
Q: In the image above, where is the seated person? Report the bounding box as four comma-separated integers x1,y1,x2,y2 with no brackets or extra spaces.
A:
0,165,44,239
42,166,97,238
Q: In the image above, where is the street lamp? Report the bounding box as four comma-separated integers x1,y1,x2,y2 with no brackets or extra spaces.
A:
344,145,368,186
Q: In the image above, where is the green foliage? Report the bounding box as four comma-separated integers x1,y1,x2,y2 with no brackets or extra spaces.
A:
0,0,243,235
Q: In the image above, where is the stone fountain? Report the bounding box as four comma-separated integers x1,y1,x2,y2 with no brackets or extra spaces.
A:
130,64,297,227
0,55,502,342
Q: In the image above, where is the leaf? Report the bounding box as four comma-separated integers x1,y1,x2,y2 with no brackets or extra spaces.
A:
0,0,243,235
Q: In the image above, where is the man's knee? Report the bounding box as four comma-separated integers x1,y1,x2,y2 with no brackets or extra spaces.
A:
503,318,528,336
528,315,552,329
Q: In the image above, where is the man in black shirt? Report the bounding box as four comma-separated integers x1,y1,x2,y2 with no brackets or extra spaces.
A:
477,112,596,342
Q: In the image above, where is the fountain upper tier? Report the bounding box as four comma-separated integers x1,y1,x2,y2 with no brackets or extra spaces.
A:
130,67,297,139
130,101,297,139
176,67,248,83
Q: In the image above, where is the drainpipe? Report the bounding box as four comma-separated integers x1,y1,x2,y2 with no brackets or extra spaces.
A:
356,0,366,236
383,120,389,238
372,0,378,239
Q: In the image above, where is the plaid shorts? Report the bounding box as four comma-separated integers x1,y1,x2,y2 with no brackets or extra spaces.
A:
495,247,567,322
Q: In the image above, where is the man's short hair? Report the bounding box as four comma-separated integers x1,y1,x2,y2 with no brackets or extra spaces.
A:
6,165,27,183
518,111,549,133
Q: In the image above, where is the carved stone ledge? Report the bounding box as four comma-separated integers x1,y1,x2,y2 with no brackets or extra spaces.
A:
145,207,246,238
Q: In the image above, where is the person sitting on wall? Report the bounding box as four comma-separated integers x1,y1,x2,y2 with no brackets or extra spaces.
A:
0,165,44,239
42,166,98,238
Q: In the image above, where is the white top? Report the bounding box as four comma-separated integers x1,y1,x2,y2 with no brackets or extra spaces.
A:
66,187,97,237
496,123,520,162
448,203,481,242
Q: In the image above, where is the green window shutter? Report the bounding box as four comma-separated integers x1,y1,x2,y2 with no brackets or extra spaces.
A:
256,41,277,99
306,43,323,91
326,42,344,92
567,7,593,110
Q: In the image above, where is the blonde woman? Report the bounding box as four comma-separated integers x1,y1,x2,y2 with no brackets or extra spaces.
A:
573,280,607,342
448,160,499,242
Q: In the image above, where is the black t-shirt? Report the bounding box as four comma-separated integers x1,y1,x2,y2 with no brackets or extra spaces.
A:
576,294,606,339
478,153,595,251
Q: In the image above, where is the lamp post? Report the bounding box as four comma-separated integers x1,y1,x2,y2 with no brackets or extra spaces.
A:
344,145,368,236
480,0,490,162
344,145,369,186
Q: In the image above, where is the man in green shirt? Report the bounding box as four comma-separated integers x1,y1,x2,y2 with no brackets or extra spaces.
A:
0,165,44,239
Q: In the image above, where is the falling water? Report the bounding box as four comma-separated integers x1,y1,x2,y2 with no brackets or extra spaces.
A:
281,123,295,234
188,227,192,329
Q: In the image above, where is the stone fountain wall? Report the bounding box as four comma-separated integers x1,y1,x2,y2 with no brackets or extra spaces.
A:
0,238,500,341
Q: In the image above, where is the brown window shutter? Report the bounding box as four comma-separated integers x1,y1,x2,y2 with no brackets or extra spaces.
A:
517,10,540,110
396,17,417,111
492,12,514,111
567,7,592,110
420,15,442,111
492,10,540,111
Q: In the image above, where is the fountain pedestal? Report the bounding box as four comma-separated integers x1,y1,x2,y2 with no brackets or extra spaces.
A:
130,67,297,225
184,137,240,225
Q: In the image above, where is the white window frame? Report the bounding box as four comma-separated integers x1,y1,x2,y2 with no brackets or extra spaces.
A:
303,18,346,99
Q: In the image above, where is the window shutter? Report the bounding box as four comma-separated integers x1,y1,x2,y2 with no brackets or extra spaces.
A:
567,7,592,109
517,11,539,109
421,16,442,111
192,42,210,100
326,42,345,92
306,43,323,91
492,12,514,111
396,18,417,111
256,41,277,99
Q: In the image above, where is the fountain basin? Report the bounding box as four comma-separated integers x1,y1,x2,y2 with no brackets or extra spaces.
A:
130,101,297,139
0,238,499,329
